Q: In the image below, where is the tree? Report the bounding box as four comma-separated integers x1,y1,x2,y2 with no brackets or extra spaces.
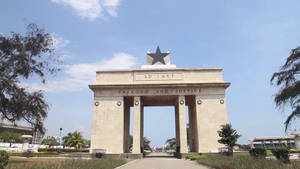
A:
165,138,176,149
217,124,241,156
271,47,300,131
143,137,151,151
0,131,23,146
64,131,85,149
41,137,59,147
83,139,91,148
0,23,60,134
128,135,152,151
62,132,72,147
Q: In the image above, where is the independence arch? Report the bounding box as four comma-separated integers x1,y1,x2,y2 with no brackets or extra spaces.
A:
89,48,230,158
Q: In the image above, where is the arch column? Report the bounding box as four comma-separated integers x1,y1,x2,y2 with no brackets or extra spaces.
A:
195,94,228,153
187,96,198,152
132,96,142,154
123,99,130,153
177,95,188,153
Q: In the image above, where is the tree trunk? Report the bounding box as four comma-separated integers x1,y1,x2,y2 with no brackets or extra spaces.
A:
227,146,233,156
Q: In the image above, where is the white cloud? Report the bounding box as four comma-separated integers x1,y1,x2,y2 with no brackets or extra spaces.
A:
22,53,137,93
51,0,121,20
102,0,120,17
50,34,71,60
51,34,70,49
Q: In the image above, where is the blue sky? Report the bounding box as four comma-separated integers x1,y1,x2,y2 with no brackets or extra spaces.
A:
0,0,300,146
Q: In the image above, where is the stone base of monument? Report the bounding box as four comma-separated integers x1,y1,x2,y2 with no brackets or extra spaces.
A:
91,153,143,159
141,64,176,69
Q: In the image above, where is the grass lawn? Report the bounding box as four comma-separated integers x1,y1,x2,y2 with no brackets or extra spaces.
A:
6,157,128,169
196,154,300,169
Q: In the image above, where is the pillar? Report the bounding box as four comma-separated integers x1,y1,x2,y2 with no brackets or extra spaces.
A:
249,140,254,148
175,105,179,151
140,105,144,151
270,140,274,148
177,95,188,153
195,92,228,153
278,140,282,147
123,101,130,153
132,96,142,154
90,96,124,154
188,96,198,152
294,136,300,150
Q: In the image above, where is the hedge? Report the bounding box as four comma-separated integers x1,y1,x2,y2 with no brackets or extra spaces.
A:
185,154,204,160
249,148,266,157
271,148,290,163
0,151,8,169
38,148,89,153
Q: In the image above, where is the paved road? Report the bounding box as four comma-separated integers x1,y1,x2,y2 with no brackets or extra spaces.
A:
116,152,209,169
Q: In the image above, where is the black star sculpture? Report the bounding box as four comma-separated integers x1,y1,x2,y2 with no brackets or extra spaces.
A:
148,46,169,65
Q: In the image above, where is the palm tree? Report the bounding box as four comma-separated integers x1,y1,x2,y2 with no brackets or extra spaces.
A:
271,47,300,131
64,131,85,149
41,137,59,148
63,132,72,147
143,137,151,151
165,138,176,148
218,124,241,156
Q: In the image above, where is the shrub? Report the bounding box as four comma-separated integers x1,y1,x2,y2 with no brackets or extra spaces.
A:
38,148,89,153
63,149,89,153
38,148,57,152
7,152,22,157
0,151,9,169
249,148,266,157
271,148,290,163
217,124,241,156
185,154,203,160
197,154,299,169
289,149,300,153
266,149,273,156
22,150,33,158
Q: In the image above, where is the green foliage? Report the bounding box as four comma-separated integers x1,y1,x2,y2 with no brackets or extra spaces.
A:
197,154,299,169
217,124,241,155
38,148,89,153
8,152,60,157
266,149,274,156
0,151,8,169
0,131,23,143
271,47,300,131
41,137,59,146
83,140,90,148
0,23,61,133
165,138,176,148
128,135,152,151
7,158,127,169
249,148,266,157
63,131,85,149
271,148,290,163
38,148,57,152
289,149,300,153
237,144,251,151
22,150,33,158
63,132,72,146
185,154,204,160
143,137,151,151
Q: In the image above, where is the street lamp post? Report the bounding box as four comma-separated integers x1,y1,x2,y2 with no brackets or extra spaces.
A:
59,128,63,151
